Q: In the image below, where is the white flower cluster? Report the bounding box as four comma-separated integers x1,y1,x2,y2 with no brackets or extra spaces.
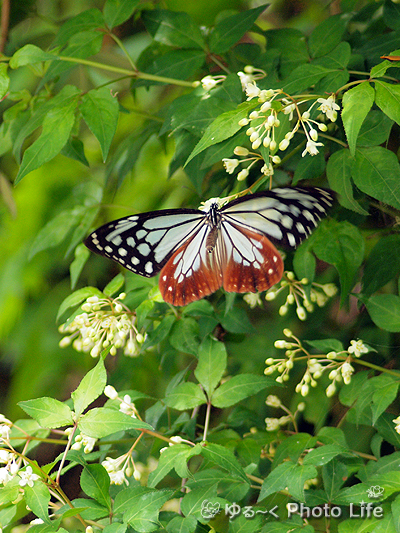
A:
102,454,141,486
100,386,143,484
265,272,338,321
59,293,145,358
265,330,370,397
264,395,305,432
0,417,41,490
222,83,340,182
104,385,140,419
199,65,266,92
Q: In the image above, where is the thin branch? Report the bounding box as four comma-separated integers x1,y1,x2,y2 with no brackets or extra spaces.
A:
0,0,10,53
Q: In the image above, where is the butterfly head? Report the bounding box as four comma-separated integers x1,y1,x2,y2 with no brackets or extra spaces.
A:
198,197,227,212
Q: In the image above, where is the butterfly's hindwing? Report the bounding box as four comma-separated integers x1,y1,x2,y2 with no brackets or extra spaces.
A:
84,209,205,277
217,223,284,294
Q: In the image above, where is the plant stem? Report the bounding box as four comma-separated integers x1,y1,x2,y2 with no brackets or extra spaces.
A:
59,56,196,87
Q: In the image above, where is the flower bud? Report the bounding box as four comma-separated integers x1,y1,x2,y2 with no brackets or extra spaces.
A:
234,146,249,156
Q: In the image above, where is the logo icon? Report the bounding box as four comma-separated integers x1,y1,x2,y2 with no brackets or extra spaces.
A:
366,486,384,499
201,500,221,519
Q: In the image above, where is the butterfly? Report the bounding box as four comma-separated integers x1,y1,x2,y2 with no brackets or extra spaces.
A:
84,187,334,306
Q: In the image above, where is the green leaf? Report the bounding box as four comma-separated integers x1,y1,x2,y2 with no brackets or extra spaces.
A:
44,31,104,83
308,14,348,58
135,49,205,87
70,244,90,290
143,314,176,349
115,487,174,531
384,1,400,29
53,8,105,46
166,515,198,533
103,0,140,29
211,374,274,408
9,44,56,68
143,9,204,49
78,407,153,438
194,336,227,397
293,244,316,283
357,110,394,147
352,146,400,210
61,137,89,166
0,63,9,100
372,380,399,424
169,317,200,355
57,286,104,321
292,150,325,185
303,444,347,466
375,80,400,126
24,482,51,524
15,96,78,183
201,443,249,484
29,206,85,260
363,235,400,297
312,220,365,301
18,398,73,428
164,382,207,410
209,5,268,54
272,433,317,467
103,273,125,297
185,100,258,165
71,359,107,417
13,84,81,162
148,443,198,488
258,461,294,501
365,294,400,332
304,338,344,353
80,87,119,161
80,464,111,509
326,149,368,215
217,306,254,334
282,63,330,93
341,82,375,156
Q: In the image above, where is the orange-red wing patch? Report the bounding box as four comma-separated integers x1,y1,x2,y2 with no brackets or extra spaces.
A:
159,242,222,306
222,229,284,294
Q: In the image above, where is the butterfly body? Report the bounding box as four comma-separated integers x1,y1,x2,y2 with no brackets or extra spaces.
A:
85,187,334,306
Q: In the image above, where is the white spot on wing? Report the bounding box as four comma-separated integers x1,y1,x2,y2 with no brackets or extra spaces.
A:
137,243,151,256
119,248,128,256
145,261,153,274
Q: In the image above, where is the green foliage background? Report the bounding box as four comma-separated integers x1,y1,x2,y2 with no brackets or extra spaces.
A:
1,0,400,532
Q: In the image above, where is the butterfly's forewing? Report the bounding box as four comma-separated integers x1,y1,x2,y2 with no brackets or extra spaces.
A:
221,187,334,249
84,208,205,277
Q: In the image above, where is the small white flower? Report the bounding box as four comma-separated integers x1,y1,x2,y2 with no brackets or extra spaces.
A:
279,138,290,151
326,383,336,397
18,466,39,488
222,158,239,174
265,418,280,431
169,436,183,445
341,362,354,385
237,169,249,181
120,395,137,418
302,140,324,157
317,95,340,122
283,103,296,120
233,146,249,156
0,467,12,485
245,82,260,100
261,163,274,176
348,340,369,358
243,293,262,308
201,75,219,91
265,395,282,408
104,385,118,400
